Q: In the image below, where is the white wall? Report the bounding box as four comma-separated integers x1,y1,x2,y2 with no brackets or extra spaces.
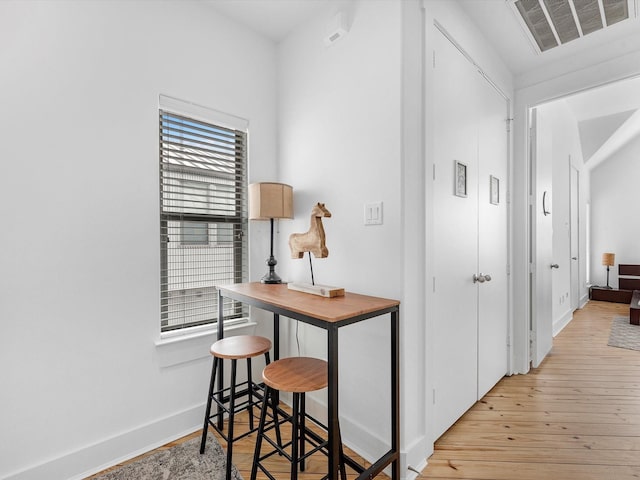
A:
0,1,277,479
276,0,407,467
590,133,640,287
273,1,514,477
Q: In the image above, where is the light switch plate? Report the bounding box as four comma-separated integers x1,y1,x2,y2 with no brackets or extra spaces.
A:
364,201,383,225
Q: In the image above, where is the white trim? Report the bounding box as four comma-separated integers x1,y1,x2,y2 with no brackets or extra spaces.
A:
580,293,590,308
159,94,249,131
157,316,252,343
3,404,205,480
155,320,257,367
403,436,430,480
553,309,573,337
6,317,258,479
433,20,509,101
288,393,399,478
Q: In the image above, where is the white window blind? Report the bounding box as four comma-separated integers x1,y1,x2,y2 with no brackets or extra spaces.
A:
159,109,248,332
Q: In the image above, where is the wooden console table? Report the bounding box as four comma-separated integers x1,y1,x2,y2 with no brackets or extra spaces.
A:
217,282,400,480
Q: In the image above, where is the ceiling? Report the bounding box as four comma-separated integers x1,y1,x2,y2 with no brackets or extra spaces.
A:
459,0,640,87
204,0,332,42
562,75,640,169
204,0,640,168
459,0,640,169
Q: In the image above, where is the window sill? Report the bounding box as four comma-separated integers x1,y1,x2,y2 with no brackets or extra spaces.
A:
155,319,257,368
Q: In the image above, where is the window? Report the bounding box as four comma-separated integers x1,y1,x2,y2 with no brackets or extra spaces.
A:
159,108,248,332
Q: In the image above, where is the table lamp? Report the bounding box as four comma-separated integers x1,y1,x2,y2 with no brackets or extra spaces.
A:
249,182,293,284
602,252,615,289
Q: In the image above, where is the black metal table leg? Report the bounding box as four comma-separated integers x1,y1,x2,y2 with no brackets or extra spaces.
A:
273,313,280,405
327,324,340,480
391,308,400,480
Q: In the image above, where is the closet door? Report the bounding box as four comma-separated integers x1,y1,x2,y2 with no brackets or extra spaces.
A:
432,29,509,440
432,30,479,440
477,76,509,399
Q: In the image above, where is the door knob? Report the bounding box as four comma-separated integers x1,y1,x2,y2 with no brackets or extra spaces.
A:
473,273,491,283
572,257,577,260
551,264,559,269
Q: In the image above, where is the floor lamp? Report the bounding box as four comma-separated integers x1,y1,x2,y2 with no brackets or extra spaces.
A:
602,252,615,289
249,182,294,284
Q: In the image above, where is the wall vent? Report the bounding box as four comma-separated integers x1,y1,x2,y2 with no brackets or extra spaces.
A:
510,0,636,53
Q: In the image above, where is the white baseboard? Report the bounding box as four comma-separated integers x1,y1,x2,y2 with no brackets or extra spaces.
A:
3,403,205,480
580,293,589,308
5,392,429,480
403,436,430,480
553,309,573,337
301,394,427,480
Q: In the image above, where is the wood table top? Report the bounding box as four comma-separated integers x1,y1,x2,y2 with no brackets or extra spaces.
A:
218,282,399,323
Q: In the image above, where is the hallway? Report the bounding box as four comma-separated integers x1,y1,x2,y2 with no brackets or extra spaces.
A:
420,300,640,479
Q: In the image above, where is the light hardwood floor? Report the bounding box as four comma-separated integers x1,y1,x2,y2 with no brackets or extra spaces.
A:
90,300,640,479
420,300,640,480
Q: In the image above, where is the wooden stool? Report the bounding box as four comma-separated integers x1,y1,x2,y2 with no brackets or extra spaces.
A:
250,357,347,480
200,335,278,480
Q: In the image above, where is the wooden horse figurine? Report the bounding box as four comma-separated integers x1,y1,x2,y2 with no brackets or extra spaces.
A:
289,203,332,259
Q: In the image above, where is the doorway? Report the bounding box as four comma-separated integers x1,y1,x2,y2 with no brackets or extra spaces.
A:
528,74,640,369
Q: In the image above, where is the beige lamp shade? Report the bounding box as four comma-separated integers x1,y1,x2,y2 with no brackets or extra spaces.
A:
602,253,615,267
249,182,293,220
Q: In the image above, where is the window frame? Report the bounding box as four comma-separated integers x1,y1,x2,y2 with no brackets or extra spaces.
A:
158,98,248,333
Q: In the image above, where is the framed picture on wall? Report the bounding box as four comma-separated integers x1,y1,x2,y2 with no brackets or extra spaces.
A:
454,160,467,197
490,175,499,205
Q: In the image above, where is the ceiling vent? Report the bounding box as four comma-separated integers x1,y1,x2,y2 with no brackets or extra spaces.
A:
510,0,636,53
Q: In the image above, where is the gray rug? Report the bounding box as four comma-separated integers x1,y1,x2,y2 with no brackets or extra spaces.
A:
91,436,242,480
608,316,640,351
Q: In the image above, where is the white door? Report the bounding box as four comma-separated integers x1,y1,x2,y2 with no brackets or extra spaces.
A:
530,108,554,367
432,31,479,440
570,166,580,310
432,30,509,439
477,77,509,399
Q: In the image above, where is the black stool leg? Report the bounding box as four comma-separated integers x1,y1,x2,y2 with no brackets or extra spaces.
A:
225,359,237,480
300,393,306,472
247,357,254,430
291,393,300,480
264,352,283,448
200,356,218,454
251,385,271,480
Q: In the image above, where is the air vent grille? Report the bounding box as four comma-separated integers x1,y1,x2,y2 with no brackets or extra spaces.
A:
544,0,580,43
512,0,633,53
603,0,630,24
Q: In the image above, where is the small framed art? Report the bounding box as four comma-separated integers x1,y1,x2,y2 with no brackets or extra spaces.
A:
454,160,467,198
490,175,499,205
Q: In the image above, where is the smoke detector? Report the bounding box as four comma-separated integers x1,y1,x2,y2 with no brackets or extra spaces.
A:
324,11,349,47
509,0,637,53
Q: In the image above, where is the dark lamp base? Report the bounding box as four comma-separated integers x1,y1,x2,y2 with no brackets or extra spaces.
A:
261,253,282,284
261,272,282,284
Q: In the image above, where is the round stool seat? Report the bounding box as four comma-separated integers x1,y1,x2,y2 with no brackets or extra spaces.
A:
263,357,327,393
202,335,276,480
210,335,272,360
